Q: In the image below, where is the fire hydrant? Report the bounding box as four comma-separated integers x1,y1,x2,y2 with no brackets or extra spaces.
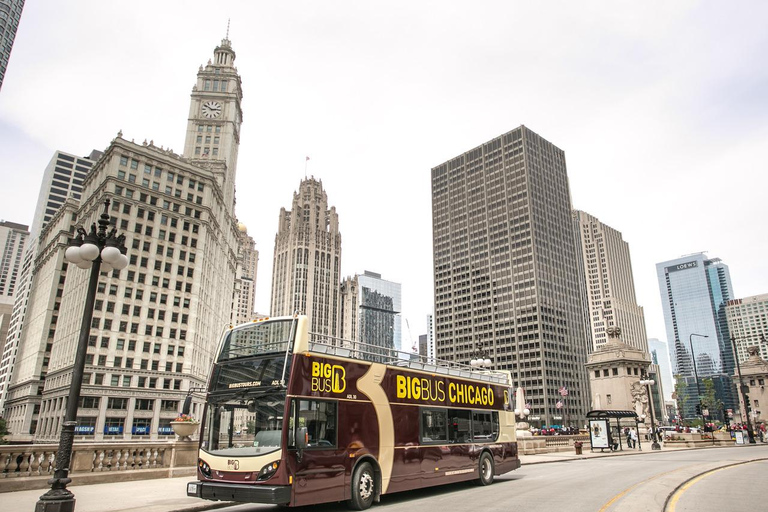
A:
574,441,583,455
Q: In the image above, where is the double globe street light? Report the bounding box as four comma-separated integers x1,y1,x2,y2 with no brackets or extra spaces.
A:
639,373,661,450
36,199,128,512
470,343,492,369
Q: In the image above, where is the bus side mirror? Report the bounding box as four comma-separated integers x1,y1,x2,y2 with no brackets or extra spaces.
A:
296,427,308,462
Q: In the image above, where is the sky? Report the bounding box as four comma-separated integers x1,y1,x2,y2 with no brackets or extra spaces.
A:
1,1,767,349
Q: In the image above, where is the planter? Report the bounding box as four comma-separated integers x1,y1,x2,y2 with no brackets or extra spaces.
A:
170,421,199,440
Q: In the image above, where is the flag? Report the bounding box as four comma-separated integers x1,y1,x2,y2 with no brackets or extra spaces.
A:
306,156,310,161
559,386,568,397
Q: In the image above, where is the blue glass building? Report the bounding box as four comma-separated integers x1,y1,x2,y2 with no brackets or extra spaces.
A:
656,254,736,421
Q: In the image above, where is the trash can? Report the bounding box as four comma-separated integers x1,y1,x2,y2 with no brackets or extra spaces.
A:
574,441,583,455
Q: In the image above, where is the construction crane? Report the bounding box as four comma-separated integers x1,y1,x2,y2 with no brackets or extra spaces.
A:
405,318,417,353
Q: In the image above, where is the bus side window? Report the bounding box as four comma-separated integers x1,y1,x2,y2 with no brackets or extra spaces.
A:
421,409,448,443
472,411,495,442
450,409,471,443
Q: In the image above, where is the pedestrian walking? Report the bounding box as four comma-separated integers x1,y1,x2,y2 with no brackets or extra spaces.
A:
625,427,633,448
630,428,638,449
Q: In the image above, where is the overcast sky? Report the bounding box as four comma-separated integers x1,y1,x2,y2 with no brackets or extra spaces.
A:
1,1,766,348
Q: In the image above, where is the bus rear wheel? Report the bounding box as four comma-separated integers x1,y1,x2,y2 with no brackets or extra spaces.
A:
476,452,494,486
348,461,375,510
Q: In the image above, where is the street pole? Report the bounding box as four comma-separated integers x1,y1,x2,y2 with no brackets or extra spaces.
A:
730,335,756,444
36,200,128,512
688,333,708,429
640,374,661,450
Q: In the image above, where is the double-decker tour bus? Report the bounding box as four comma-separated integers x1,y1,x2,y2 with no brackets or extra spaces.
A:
186,315,520,509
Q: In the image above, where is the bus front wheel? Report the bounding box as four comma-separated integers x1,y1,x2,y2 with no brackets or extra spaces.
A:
349,461,375,510
476,452,494,486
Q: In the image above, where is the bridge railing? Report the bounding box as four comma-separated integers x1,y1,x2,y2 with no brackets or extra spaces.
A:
0,440,196,480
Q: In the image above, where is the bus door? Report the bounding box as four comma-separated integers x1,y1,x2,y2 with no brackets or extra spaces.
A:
290,398,346,506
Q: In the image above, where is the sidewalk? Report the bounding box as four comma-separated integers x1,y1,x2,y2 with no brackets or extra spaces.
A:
2,476,222,512
519,441,690,465
0,443,738,512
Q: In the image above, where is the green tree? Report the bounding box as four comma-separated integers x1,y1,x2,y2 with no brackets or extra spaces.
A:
0,416,8,444
700,378,724,424
674,375,688,425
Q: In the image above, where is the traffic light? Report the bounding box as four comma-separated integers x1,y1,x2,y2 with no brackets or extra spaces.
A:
694,403,702,415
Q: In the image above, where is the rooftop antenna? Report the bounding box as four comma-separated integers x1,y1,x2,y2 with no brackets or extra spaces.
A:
305,156,310,179
226,18,230,39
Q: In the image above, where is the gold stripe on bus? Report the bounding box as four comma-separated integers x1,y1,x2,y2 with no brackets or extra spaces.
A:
356,362,394,494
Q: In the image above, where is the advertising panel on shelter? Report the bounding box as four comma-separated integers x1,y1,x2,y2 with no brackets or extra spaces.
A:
589,419,610,449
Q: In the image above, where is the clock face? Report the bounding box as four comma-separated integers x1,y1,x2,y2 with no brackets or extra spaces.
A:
201,101,222,119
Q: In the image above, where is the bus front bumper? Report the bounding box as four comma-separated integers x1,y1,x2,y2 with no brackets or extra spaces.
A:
187,480,291,504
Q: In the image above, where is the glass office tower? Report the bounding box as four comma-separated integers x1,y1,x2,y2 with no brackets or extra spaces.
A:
656,253,736,421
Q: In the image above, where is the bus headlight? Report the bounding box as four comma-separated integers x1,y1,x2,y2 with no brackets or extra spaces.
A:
198,458,212,478
258,461,280,481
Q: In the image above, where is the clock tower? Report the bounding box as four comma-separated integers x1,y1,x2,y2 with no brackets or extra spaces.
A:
183,37,243,210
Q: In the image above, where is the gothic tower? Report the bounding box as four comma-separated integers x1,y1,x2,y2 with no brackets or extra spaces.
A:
271,178,342,336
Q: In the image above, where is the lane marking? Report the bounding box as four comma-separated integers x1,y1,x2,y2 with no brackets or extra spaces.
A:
665,458,768,512
599,466,690,512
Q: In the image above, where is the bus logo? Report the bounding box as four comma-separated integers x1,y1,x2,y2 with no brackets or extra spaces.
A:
311,362,346,394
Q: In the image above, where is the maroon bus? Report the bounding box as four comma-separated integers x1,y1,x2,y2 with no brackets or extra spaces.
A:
186,315,520,509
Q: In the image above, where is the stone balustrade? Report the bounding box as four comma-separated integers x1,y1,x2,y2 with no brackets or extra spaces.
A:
0,440,198,492
518,434,590,454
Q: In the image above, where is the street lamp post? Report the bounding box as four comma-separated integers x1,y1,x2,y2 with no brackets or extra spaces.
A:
639,373,661,450
36,200,128,512
729,335,756,444
688,333,708,428
470,343,492,369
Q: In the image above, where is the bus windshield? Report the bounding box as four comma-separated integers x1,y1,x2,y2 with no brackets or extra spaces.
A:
218,319,294,362
201,392,286,457
201,353,291,457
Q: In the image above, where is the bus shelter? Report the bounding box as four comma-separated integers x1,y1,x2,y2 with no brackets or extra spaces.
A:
586,410,640,452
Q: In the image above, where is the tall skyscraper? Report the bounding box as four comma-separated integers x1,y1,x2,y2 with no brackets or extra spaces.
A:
0,149,99,414
648,338,675,402
231,223,259,325
340,271,402,351
0,221,28,307
425,313,435,362
0,221,28,384
573,210,648,352
271,177,342,336
431,125,590,427
30,150,101,239
3,38,244,441
0,0,24,90
656,253,736,419
725,293,768,362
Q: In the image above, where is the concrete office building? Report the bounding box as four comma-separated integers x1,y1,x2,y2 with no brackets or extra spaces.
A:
271,177,342,336
656,253,736,421
0,150,101,413
431,125,591,428
3,37,244,441
0,221,28,307
340,271,402,351
231,224,259,325
31,150,101,239
0,0,24,90
725,293,768,363
573,210,648,353
425,313,435,362
0,221,28,380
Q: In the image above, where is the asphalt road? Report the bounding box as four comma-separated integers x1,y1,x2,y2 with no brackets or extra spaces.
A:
208,445,768,512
